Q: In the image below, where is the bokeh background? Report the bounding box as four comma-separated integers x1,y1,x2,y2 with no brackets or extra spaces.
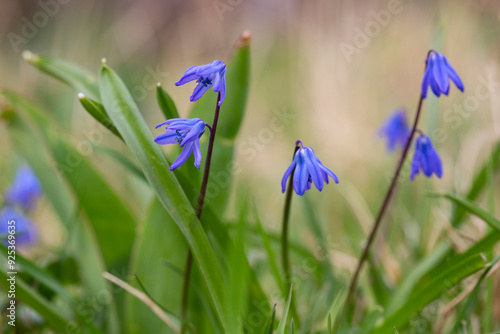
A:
1,0,500,332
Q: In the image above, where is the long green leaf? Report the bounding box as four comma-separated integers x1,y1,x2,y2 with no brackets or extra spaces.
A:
450,140,500,226
372,254,486,333
276,285,293,334
99,62,229,330
126,198,188,334
23,51,100,100
436,193,500,232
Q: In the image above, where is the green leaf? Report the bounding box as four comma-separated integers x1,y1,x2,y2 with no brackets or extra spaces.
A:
290,319,295,334
99,62,229,330
48,133,138,269
93,145,147,182
265,304,277,334
78,93,123,139
126,198,188,334
450,140,500,227
156,83,180,119
276,285,293,334
254,204,284,295
23,51,100,100
435,193,500,232
372,254,486,334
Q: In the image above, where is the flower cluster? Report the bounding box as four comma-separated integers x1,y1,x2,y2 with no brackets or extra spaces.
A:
175,60,227,106
378,110,410,152
409,134,443,180
155,118,207,170
281,145,339,196
155,60,226,170
421,51,464,98
1,165,41,247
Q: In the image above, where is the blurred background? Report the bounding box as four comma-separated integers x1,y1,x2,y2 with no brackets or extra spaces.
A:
1,0,500,332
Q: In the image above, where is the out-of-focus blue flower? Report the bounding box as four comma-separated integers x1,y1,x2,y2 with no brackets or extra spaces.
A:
410,135,443,180
175,60,227,106
0,207,38,247
378,110,410,152
421,51,464,98
4,165,42,211
154,118,207,170
281,146,339,196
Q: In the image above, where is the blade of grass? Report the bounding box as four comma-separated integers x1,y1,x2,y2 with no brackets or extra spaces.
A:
276,285,293,334
433,193,500,232
23,51,100,100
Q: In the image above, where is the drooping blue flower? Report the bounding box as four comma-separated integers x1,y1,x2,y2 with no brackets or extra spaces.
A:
0,207,38,247
154,118,207,170
421,51,464,98
410,135,443,180
281,146,339,196
4,165,42,211
378,110,410,152
175,60,227,106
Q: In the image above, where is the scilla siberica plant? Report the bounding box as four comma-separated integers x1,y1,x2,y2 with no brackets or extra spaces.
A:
341,50,464,325
154,59,226,333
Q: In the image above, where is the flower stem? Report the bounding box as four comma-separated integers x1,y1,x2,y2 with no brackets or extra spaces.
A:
281,141,302,327
342,92,424,323
180,92,222,334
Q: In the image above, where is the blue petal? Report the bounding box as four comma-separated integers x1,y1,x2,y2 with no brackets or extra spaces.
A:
304,148,324,191
170,142,194,170
218,72,227,106
444,57,464,92
193,140,202,168
432,54,450,94
196,60,225,76
281,159,297,193
421,65,431,98
179,121,206,146
316,159,339,184
175,66,200,86
429,75,441,97
212,72,222,92
155,118,196,129
190,82,211,102
154,130,178,145
409,152,420,181
293,152,309,196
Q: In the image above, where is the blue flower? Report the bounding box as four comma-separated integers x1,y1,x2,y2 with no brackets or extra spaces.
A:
378,110,410,152
0,207,38,247
154,118,207,170
281,146,339,196
410,135,443,180
4,165,42,211
421,51,464,98
175,60,227,106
